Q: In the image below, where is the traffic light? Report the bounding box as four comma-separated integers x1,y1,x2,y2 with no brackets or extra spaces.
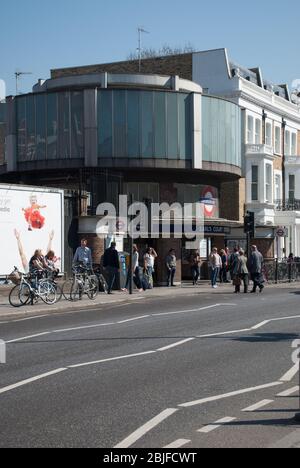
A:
244,211,255,238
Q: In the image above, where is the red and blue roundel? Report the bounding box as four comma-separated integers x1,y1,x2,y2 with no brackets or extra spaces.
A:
200,186,217,218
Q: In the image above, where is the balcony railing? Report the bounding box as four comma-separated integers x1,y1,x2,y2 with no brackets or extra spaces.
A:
275,199,300,211
245,144,274,156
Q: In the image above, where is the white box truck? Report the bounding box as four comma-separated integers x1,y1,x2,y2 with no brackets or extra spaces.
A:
0,184,64,277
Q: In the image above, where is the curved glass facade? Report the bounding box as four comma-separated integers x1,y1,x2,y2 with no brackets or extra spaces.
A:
16,91,84,162
202,95,241,167
97,89,192,160
14,88,241,170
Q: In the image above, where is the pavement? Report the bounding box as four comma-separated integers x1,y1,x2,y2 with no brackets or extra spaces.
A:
0,282,300,448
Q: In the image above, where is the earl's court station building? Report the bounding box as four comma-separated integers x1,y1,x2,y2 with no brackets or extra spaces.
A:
3,48,295,281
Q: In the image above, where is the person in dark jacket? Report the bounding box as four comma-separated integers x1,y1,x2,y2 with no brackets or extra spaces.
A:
248,245,264,293
103,242,120,294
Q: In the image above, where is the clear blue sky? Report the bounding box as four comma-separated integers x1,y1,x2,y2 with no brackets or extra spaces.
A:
1,0,299,96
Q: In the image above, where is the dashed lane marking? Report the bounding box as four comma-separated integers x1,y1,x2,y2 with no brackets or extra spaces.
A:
198,417,236,434
242,399,274,412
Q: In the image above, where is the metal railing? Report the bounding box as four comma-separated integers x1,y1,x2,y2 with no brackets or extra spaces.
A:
275,199,300,211
263,259,300,284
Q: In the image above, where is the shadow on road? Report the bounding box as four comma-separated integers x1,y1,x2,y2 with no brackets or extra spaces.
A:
230,333,299,343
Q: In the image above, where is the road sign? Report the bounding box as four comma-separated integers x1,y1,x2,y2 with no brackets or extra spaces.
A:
276,226,288,238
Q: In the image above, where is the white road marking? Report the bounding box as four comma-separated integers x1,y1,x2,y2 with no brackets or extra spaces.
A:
114,408,178,448
197,329,251,339
13,315,49,322
157,338,195,352
280,363,299,382
6,332,50,343
198,417,236,434
0,368,67,395
277,386,299,397
52,323,115,333
251,320,270,330
242,399,274,412
68,350,156,369
179,382,283,408
152,304,222,317
164,439,190,448
118,316,150,324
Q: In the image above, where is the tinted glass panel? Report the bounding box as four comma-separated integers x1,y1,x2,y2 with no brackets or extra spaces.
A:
98,91,113,157
36,94,46,160
141,91,153,158
17,96,26,161
47,93,58,159
58,92,70,159
154,92,166,158
71,91,84,158
167,93,178,159
127,91,139,158
113,90,126,157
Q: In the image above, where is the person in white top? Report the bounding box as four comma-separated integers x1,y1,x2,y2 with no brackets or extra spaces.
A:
209,247,222,289
144,247,158,288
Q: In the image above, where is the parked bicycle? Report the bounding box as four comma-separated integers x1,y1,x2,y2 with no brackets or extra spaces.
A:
9,267,58,308
62,264,99,301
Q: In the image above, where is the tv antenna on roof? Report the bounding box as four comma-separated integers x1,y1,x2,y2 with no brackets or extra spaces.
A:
137,27,150,73
15,70,33,95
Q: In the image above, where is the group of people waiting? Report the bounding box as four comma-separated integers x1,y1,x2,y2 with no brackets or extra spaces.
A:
209,245,265,293
73,239,178,294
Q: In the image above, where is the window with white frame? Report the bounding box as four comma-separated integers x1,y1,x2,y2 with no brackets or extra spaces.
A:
255,119,261,144
251,165,259,201
291,133,297,156
265,164,272,203
285,130,291,155
274,174,281,201
274,126,281,154
289,174,295,200
247,116,254,144
265,122,272,147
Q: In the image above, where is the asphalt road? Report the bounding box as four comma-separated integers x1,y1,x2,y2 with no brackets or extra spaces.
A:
0,286,300,448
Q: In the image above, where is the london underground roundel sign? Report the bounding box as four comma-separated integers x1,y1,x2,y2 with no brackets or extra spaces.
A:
200,186,217,218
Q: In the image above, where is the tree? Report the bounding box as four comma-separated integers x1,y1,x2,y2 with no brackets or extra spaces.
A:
127,43,196,61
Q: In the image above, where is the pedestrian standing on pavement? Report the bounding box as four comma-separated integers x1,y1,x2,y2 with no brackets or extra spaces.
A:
103,242,120,295
209,247,222,289
287,253,294,282
219,249,228,283
73,238,93,269
166,249,177,287
248,245,264,293
144,247,158,289
229,247,239,281
234,249,249,294
191,250,201,285
122,244,143,293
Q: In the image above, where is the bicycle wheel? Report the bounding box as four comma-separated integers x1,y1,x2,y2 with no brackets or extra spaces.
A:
9,284,31,308
53,283,63,303
86,277,99,300
70,279,82,302
39,281,57,305
99,275,108,294
40,280,62,304
62,279,76,301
